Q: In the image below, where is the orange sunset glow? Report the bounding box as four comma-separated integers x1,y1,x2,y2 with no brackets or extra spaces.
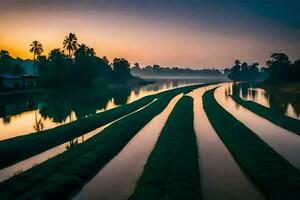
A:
1,1,299,67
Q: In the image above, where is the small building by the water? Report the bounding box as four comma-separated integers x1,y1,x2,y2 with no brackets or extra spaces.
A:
0,74,38,90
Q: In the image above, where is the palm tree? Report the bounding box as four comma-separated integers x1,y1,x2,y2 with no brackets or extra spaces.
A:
63,33,78,57
30,41,43,74
30,41,43,61
78,43,88,52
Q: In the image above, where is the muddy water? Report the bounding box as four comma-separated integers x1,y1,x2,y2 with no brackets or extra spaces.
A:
215,84,300,169
0,100,157,182
187,86,264,200
75,94,183,200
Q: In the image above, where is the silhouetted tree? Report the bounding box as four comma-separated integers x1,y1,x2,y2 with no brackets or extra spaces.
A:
30,41,43,61
228,60,265,81
30,41,43,74
112,58,131,81
63,33,78,57
102,56,110,65
0,50,13,73
228,60,241,81
265,53,291,84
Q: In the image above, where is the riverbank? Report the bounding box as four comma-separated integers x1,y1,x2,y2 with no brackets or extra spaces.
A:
0,76,152,96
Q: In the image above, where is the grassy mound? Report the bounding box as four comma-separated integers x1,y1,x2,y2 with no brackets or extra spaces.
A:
231,90,300,135
0,85,203,200
203,88,300,200
129,96,201,200
0,84,203,170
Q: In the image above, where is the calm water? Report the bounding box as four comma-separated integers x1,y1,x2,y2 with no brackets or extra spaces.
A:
75,94,183,200
233,82,300,120
0,78,205,141
0,100,157,182
1,80,299,200
188,86,264,200
216,83,300,169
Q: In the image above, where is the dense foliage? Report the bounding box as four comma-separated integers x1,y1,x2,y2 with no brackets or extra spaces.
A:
0,33,139,89
265,53,300,84
226,60,268,81
226,53,300,83
0,50,26,75
38,45,132,88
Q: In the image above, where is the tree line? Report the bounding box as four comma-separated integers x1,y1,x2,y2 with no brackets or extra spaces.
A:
0,50,26,75
0,33,136,89
264,53,300,84
131,63,223,77
226,53,300,84
33,33,134,88
225,60,269,81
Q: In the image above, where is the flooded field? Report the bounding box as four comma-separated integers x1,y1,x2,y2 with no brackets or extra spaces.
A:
0,81,299,200
0,79,202,140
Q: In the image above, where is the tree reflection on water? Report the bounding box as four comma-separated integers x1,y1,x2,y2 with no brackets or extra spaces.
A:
229,83,300,119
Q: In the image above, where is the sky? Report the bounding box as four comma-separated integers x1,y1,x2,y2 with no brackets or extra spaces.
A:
0,0,299,68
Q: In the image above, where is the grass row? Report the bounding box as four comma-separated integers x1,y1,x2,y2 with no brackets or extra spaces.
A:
0,85,203,200
231,90,300,136
0,84,203,169
129,96,201,200
203,88,300,200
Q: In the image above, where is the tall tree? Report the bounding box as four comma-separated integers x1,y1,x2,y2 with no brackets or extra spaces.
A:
63,33,78,57
30,41,43,74
112,58,131,81
30,41,43,61
265,53,291,83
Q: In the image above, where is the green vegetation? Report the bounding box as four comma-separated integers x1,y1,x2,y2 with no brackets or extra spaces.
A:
0,50,28,76
0,85,203,199
225,60,268,81
264,53,300,84
0,84,203,170
203,88,300,200
225,53,300,82
231,88,300,135
129,96,201,200
36,33,147,88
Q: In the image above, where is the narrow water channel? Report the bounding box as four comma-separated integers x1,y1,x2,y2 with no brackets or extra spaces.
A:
187,86,264,200
215,84,300,169
238,84,300,120
75,94,183,200
0,100,157,182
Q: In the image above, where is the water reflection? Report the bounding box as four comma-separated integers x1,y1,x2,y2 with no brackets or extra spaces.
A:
188,86,263,200
75,94,182,200
0,99,157,182
230,83,300,120
0,79,200,140
217,84,300,169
